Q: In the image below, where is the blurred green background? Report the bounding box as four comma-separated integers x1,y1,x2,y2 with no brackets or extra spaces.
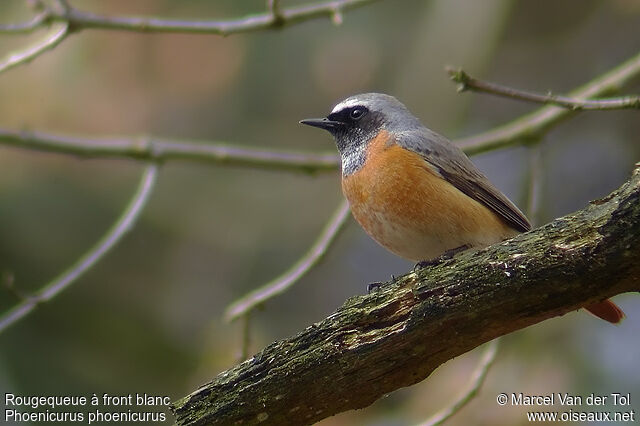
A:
1,0,639,424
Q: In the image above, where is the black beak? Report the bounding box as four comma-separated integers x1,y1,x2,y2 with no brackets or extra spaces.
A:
299,118,343,131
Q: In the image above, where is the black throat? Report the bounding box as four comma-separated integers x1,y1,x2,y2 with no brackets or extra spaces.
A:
333,111,384,176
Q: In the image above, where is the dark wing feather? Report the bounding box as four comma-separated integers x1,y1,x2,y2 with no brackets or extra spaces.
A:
396,128,531,232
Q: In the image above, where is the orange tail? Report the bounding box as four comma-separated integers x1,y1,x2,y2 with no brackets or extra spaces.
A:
584,299,625,324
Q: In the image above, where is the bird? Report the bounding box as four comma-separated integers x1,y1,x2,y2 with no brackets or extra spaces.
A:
300,92,624,324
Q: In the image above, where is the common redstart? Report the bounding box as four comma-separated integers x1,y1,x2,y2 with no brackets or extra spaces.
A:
301,93,624,324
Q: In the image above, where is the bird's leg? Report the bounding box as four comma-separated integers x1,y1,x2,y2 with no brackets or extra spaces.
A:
414,244,471,270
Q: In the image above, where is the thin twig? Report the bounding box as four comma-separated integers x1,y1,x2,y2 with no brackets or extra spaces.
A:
525,144,543,227
54,0,374,35
6,0,379,35
418,339,499,426
0,0,379,79
0,22,68,74
224,198,351,322
238,311,252,363
2,52,640,168
0,11,48,33
0,129,340,174
268,0,285,26
455,50,640,155
0,163,158,333
448,67,640,110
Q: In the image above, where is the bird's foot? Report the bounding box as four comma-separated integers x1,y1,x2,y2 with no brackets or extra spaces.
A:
413,259,440,270
414,244,471,270
367,281,385,294
442,244,471,258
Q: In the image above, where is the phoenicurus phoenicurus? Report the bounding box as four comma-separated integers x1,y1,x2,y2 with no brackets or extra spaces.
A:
301,92,624,324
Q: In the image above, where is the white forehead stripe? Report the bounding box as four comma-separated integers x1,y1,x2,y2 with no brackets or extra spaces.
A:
331,98,363,113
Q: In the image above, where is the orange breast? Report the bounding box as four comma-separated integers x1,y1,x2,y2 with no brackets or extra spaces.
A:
342,130,517,261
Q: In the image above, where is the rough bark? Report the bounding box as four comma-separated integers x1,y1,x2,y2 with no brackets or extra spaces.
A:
172,165,640,426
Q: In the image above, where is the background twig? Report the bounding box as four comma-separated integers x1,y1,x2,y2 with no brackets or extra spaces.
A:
0,22,68,74
525,145,544,226
238,311,253,363
0,0,380,35
418,340,499,426
268,0,285,26
455,51,640,154
448,67,640,110
0,0,379,76
224,198,351,322
0,11,47,33
0,129,340,173
2,51,639,169
54,0,377,35
0,163,158,333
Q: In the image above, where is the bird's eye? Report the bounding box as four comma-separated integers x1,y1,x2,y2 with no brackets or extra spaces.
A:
350,107,365,120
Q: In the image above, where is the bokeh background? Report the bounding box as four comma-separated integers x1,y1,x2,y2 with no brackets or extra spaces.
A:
1,0,639,424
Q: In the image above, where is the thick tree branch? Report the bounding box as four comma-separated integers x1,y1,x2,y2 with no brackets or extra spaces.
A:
172,165,640,425
419,339,499,426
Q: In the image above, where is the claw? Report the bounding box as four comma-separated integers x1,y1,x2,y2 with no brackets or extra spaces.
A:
414,258,440,270
367,282,384,293
414,244,471,270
